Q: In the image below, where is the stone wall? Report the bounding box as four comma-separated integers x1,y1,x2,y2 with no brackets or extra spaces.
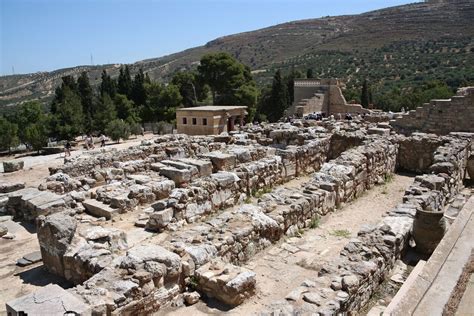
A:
390,87,474,135
33,135,400,314
263,134,471,314
396,133,446,173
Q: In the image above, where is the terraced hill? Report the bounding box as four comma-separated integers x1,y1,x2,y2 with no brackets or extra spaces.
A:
1,0,473,108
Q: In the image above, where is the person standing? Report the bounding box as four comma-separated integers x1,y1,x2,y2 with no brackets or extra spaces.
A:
64,140,71,157
100,134,106,147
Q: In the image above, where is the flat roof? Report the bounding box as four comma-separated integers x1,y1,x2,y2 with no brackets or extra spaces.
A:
177,105,247,112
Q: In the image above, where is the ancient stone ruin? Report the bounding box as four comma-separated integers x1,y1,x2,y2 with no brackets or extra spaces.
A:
2,89,474,315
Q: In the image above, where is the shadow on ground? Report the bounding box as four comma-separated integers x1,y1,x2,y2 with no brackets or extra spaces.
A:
16,265,73,288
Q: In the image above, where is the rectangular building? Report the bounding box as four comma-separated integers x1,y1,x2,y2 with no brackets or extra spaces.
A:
176,105,247,135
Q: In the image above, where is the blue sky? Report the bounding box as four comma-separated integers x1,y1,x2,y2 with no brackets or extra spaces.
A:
1,0,418,76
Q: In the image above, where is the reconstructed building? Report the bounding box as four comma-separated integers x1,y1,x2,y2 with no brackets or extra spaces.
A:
289,78,371,117
176,105,247,135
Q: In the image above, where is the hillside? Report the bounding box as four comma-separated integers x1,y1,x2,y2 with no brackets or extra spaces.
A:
1,0,473,108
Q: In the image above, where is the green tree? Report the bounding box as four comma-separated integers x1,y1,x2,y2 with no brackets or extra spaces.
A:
131,68,147,106
50,75,78,114
77,72,95,132
361,79,370,108
114,94,139,123
94,93,117,133
197,52,250,104
0,117,19,153
259,70,290,122
100,69,116,97
50,86,84,140
117,65,132,97
105,119,130,143
306,68,314,78
234,83,259,122
24,122,49,153
171,71,198,106
143,82,162,122
14,101,46,144
157,84,182,122
144,83,182,123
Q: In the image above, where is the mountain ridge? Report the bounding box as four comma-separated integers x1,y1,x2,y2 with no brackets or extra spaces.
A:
1,0,473,107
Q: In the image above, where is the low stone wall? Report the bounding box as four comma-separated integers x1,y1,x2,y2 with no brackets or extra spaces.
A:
390,87,474,136
396,133,445,173
263,135,471,314
86,138,397,312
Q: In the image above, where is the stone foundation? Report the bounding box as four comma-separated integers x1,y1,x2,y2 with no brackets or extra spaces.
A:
6,120,473,315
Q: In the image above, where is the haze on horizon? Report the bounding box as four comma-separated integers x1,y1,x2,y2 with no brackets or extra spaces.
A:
1,0,418,76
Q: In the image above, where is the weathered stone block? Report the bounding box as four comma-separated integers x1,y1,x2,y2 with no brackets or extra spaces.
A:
160,167,192,185
6,284,91,316
82,199,118,219
196,259,256,306
202,152,236,172
37,211,77,278
0,181,25,193
3,160,24,173
147,208,174,230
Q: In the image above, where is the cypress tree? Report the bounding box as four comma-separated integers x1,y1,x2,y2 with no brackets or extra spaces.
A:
131,68,147,106
361,79,370,108
77,72,95,132
100,69,116,97
94,93,117,133
260,70,289,122
117,65,132,98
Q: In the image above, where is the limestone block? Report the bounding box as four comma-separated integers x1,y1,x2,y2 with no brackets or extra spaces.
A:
122,245,182,282
6,284,91,316
0,223,7,237
146,180,175,199
82,199,118,219
202,152,236,172
177,158,213,177
161,160,199,178
196,259,256,306
229,147,252,163
147,208,174,230
37,211,77,278
160,167,192,185
0,181,25,193
3,160,24,173
211,172,239,188
467,154,474,179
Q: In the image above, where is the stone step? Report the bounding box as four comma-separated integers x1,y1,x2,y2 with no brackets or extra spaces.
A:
82,199,119,219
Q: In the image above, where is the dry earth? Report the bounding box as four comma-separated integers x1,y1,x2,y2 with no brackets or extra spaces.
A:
0,134,155,187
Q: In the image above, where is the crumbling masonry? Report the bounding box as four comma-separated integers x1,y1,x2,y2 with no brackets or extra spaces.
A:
2,105,474,314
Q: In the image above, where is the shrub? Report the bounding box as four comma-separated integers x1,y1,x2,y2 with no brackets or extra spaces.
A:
105,119,130,143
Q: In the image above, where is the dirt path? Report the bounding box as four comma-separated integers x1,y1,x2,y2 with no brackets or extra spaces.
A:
0,134,155,188
162,173,414,315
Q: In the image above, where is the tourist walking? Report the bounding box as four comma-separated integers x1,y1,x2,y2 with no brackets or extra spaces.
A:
100,134,106,147
64,140,71,157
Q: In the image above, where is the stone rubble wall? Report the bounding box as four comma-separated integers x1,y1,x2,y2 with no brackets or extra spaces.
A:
146,136,332,231
27,123,474,314
396,133,446,173
263,134,472,315
390,87,474,136
35,136,397,314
